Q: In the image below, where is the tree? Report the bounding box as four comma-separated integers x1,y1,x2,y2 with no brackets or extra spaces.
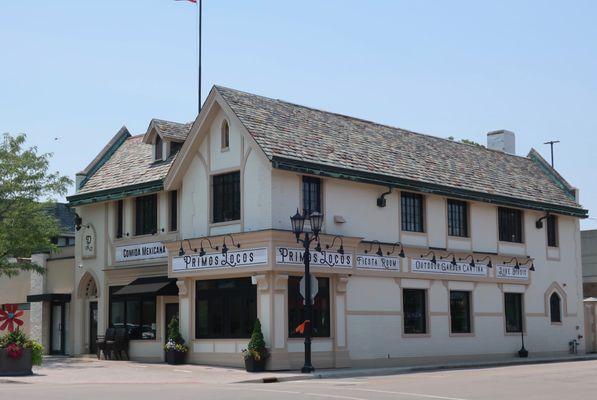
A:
0,133,72,277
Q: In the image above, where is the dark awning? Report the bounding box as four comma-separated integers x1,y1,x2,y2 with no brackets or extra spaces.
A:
27,293,72,303
112,276,178,297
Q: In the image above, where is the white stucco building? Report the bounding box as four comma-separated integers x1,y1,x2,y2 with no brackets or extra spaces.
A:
66,85,589,369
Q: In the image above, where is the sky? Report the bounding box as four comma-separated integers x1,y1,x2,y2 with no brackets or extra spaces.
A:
1,1,596,229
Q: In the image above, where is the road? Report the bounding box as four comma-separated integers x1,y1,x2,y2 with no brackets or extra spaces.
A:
2,359,597,399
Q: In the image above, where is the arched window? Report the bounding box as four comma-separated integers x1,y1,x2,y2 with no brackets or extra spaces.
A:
155,135,163,161
221,120,230,150
550,292,562,323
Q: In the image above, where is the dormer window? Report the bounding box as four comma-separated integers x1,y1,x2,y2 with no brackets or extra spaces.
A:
169,141,183,157
155,135,163,161
221,120,230,151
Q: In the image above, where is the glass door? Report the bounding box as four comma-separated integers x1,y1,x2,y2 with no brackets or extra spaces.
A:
50,303,65,355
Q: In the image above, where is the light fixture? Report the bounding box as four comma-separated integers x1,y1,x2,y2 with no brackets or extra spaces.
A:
386,242,406,258
475,255,492,268
535,213,550,229
441,253,458,266
178,239,198,256
460,255,476,268
309,211,324,237
222,234,240,255
75,214,83,231
504,257,520,270
325,236,345,254
290,209,305,241
421,251,437,264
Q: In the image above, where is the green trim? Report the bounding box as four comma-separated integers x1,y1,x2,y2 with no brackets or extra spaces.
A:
67,180,163,206
79,130,130,189
271,156,588,218
528,150,576,200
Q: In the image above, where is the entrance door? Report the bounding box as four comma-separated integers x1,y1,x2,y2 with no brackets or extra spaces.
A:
89,301,98,354
50,303,66,355
164,303,179,341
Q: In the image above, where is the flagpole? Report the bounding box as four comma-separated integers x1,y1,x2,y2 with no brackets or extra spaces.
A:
198,0,202,113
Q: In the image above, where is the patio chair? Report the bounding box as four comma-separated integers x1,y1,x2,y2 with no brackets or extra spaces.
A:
96,328,115,360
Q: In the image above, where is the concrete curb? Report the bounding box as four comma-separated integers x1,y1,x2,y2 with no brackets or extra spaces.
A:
237,354,597,384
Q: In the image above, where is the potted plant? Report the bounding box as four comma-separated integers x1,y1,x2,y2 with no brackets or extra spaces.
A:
163,316,187,365
0,329,43,376
242,319,268,372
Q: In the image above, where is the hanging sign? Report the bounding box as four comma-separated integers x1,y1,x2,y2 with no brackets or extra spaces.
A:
172,247,268,272
81,224,96,259
355,254,401,271
276,247,353,268
411,259,488,277
115,242,168,262
496,265,529,280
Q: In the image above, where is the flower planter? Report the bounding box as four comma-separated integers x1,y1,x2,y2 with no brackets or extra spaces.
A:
0,348,32,376
244,356,266,372
165,350,186,365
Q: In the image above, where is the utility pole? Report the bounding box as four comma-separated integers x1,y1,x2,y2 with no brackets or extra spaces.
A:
543,140,560,168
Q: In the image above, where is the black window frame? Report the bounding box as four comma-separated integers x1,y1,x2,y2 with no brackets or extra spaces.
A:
116,199,124,239
550,292,562,323
302,176,322,217
401,192,425,233
504,292,524,333
135,194,157,236
169,141,183,157
195,278,257,339
403,288,427,334
109,286,157,340
547,215,558,247
169,190,178,232
498,207,523,243
155,135,163,161
450,290,472,334
212,171,241,223
447,199,469,237
288,276,331,338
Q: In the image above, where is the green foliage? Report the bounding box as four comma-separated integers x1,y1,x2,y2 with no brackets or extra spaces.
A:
166,315,184,344
244,319,267,361
0,329,44,366
0,133,72,277
447,136,485,148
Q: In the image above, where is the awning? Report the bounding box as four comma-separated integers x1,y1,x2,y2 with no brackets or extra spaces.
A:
26,293,72,303
112,276,178,297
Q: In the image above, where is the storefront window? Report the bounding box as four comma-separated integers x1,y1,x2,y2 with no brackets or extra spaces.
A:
504,292,523,333
109,287,156,340
195,278,256,339
288,276,330,338
403,288,427,334
450,291,471,333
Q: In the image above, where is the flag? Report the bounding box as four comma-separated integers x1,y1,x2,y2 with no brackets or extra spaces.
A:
294,320,311,335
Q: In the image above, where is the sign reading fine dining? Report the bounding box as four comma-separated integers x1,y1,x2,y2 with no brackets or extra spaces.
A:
115,242,167,262
276,247,353,268
411,259,488,277
496,265,529,280
355,254,401,271
172,248,268,272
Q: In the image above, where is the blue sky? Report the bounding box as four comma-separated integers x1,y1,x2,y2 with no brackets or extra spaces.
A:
1,1,596,229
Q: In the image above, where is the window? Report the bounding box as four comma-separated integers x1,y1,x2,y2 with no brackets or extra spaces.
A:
547,215,558,247
195,278,256,339
169,191,178,232
550,293,562,323
498,207,523,243
116,200,124,239
212,172,240,223
302,176,322,217
450,291,471,334
109,287,156,340
447,199,468,237
221,120,230,150
155,135,163,161
403,289,427,334
135,194,157,235
288,276,330,338
169,141,183,157
504,293,524,333
401,192,424,232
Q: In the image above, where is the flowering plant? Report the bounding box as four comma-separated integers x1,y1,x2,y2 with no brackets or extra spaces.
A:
0,329,43,365
6,343,23,359
164,339,188,353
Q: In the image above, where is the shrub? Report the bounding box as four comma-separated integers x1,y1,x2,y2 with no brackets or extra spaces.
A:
0,329,43,366
166,315,184,344
243,319,268,361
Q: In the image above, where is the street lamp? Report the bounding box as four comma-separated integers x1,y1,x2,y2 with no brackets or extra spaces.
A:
290,209,323,373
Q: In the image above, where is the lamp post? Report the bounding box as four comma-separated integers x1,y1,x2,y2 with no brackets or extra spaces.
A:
290,209,324,373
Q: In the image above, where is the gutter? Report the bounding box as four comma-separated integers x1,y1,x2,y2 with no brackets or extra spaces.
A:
67,180,164,206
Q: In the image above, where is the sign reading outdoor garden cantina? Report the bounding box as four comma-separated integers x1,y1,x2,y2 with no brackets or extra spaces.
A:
172,247,268,272
115,241,168,262
411,258,488,277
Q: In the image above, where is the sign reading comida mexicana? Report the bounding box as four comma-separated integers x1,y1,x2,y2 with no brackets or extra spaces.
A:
496,264,529,280
172,248,268,272
276,247,353,268
411,259,488,277
355,254,401,271
115,242,168,263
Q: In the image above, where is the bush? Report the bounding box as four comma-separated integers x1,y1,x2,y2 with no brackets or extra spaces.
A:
0,329,43,366
243,319,268,361
166,315,184,344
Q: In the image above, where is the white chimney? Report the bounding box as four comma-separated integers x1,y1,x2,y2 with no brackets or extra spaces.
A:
487,130,516,154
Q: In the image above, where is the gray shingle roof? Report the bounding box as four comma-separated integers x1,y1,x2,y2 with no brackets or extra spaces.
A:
151,119,193,141
215,85,582,212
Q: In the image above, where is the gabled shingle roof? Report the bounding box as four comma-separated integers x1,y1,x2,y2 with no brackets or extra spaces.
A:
215,85,583,214
150,119,193,141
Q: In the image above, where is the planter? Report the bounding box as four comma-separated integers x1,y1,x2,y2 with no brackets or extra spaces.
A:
0,348,32,376
165,350,186,365
244,356,266,372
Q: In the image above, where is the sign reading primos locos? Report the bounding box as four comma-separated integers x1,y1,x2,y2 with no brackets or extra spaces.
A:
172,248,268,272
115,242,167,262
355,254,401,271
411,259,487,277
276,247,352,268
496,264,529,280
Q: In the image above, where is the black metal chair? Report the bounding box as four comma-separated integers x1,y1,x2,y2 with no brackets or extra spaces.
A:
106,327,129,360
96,328,115,360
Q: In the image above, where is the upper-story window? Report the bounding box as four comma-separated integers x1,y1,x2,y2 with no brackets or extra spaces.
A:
155,135,163,161
401,192,424,232
447,199,468,237
115,199,124,239
498,207,523,243
302,176,322,217
169,141,183,157
169,190,178,232
221,120,230,151
547,215,558,247
212,171,240,223
135,194,157,235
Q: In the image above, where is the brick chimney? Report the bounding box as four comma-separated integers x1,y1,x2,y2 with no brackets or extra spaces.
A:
487,130,516,154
